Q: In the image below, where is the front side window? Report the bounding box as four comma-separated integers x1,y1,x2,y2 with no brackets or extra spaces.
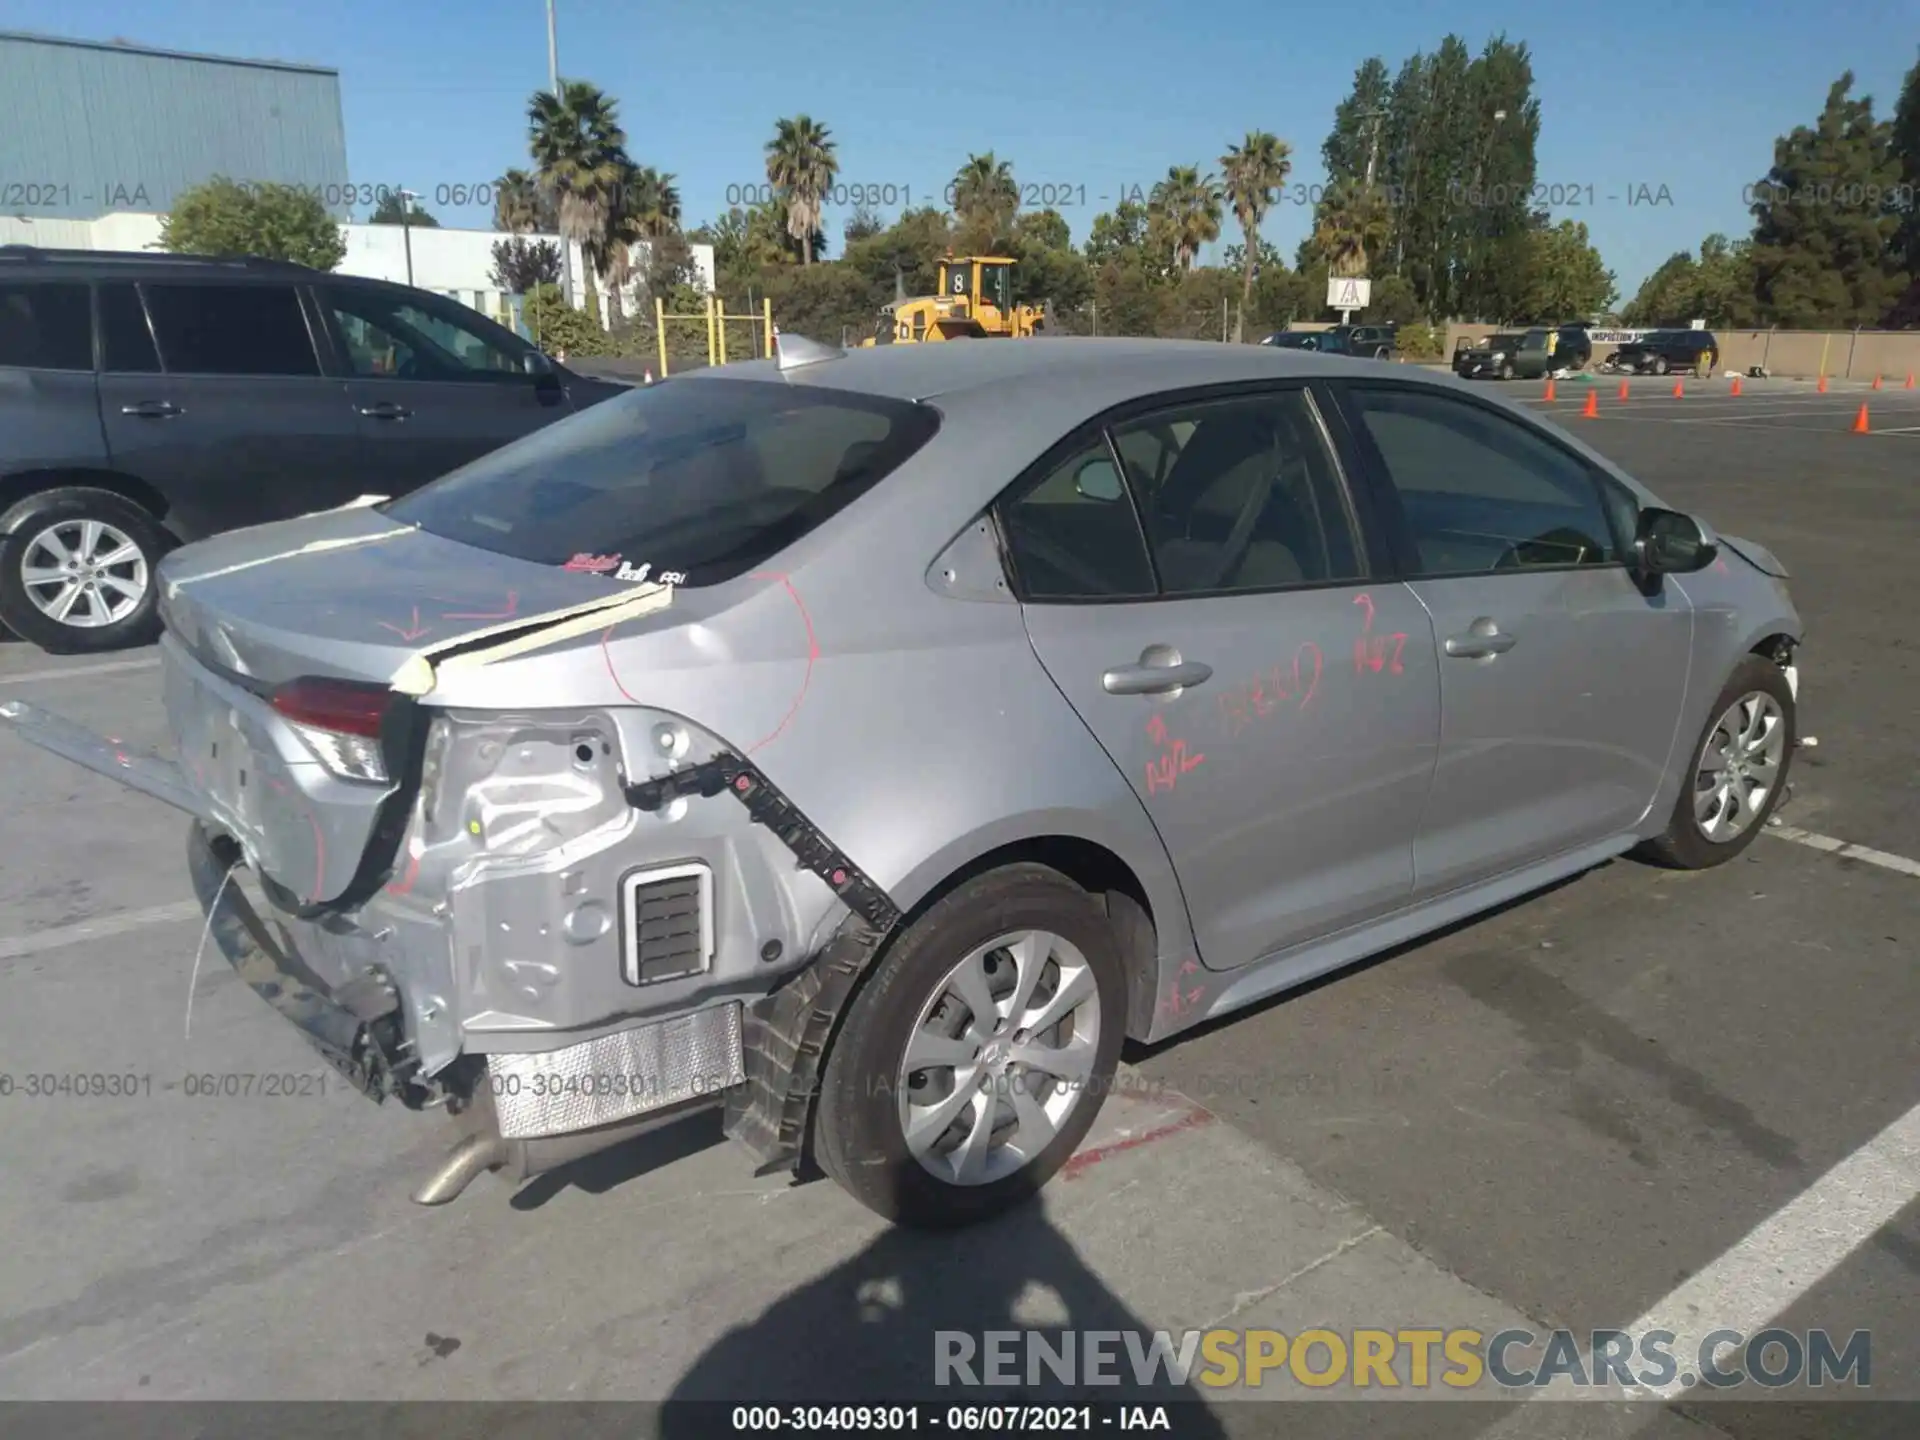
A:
1110,390,1363,595
1346,387,1621,576
327,291,527,381
385,378,939,587
0,282,92,371
141,283,319,376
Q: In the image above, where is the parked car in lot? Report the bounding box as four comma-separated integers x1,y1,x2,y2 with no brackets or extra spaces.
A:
1453,331,1528,379
0,246,628,653
1260,323,1394,359
1496,324,1594,380
1605,329,1720,378
1,338,1804,1228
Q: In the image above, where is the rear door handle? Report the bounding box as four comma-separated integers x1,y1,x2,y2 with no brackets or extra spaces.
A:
1443,622,1518,659
120,400,182,419
1102,658,1213,695
358,402,413,420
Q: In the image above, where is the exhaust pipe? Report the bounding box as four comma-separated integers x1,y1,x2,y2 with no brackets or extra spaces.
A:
412,1132,508,1205
410,1091,723,1205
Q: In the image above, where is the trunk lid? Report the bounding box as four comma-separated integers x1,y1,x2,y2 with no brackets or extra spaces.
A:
156,505,659,906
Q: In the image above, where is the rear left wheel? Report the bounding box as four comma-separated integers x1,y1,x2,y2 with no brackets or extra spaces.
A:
0,488,168,653
813,865,1128,1228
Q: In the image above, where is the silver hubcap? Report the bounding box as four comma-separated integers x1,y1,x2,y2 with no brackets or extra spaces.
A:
20,519,149,628
897,929,1102,1187
1694,690,1786,842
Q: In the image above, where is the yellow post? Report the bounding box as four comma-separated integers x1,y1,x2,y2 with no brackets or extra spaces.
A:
1818,332,1831,384
763,297,774,358
717,299,729,366
655,296,669,378
704,294,717,366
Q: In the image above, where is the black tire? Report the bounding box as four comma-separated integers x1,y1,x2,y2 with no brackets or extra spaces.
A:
1653,356,1670,376
1498,360,1515,380
1637,654,1796,870
0,487,169,654
814,864,1129,1228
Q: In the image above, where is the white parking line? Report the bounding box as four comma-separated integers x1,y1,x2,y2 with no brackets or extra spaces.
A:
0,656,161,685
0,900,200,962
1624,1096,1920,1400
1768,825,1920,879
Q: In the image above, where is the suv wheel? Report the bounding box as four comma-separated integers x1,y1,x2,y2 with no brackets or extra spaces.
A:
0,488,168,653
1652,356,1670,376
813,864,1128,1228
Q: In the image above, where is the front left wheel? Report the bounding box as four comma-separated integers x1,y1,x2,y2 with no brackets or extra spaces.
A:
813,864,1129,1228
1638,654,1796,869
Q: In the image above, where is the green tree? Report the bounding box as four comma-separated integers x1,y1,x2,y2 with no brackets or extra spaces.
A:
1310,184,1392,279
1623,234,1758,327
951,152,1019,250
1221,131,1292,339
528,80,631,308
1149,165,1223,271
493,169,555,234
1884,48,1920,292
1748,72,1909,327
490,236,562,294
1521,219,1616,321
1084,199,1154,271
159,176,346,269
844,205,885,246
765,115,839,265
1008,208,1090,312
369,191,438,227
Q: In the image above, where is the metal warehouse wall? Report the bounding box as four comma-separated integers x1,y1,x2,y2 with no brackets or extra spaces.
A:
0,30,350,221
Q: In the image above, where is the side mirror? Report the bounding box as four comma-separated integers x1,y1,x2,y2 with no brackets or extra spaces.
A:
1634,507,1716,577
523,349,557,377
1074,457,1124,503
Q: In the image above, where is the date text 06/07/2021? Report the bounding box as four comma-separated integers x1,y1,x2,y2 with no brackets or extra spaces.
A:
727,1402,1185,1432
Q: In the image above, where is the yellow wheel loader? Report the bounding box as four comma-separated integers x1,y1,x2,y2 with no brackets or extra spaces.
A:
861,255,1048,345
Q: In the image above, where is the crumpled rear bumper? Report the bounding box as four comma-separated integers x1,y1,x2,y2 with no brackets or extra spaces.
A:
186,819,415,1103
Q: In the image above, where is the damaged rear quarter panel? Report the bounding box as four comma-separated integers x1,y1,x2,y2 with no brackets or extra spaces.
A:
417,465,1199,1031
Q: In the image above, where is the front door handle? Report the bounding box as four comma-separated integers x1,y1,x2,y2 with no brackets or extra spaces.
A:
1444,620,1519,659
120,400,182,419
358,402,413,420
1103,657,1213,695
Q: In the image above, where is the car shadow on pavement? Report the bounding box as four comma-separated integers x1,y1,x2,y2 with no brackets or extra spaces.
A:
659,1192,1229,1436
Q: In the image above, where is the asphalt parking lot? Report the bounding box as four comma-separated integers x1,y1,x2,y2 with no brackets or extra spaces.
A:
0,379,1915,1439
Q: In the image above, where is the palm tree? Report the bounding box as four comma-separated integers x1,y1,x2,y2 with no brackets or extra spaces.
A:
1220,132,1292,339
1312,185,1393,279
1149,165,1224,271
590,164,682,324
492,169,551,234
527,80,630,309
950,152,1019,247
624,166,681,240
765,115,838,265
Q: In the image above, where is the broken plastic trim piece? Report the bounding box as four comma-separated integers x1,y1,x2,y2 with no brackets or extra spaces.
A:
625,754,901,932
388,582,673,697
171,526,416,588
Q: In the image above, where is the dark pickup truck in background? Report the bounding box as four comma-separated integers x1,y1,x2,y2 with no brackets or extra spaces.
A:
0,246,628,653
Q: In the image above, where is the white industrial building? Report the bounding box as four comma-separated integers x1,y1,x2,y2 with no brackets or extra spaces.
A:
0,210,715,331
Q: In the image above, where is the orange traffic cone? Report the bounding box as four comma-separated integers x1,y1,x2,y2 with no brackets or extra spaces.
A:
1581,389,1599,419
1617,379,1630,401
1672,379,1685,398
1544,378,1557,401
1906,373,1916,389
1872,374,1883,390
1731,375,1743,396
643,369,654,384
1853,403,1870,434
1817,375,1829,393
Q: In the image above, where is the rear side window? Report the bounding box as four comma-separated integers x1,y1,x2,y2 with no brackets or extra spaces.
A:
0,282,92,371
385,378,941,587
142,283,320,377
99,282,160,372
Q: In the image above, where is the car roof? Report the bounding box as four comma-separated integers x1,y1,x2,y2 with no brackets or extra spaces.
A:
694,336,1367,406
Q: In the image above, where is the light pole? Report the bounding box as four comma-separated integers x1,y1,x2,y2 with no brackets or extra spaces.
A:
546,0,573,309
398,188,420,286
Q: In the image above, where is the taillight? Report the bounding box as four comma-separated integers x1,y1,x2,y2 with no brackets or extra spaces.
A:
271,677,395,784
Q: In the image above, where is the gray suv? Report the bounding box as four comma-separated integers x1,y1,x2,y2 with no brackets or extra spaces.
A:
0,246,627,653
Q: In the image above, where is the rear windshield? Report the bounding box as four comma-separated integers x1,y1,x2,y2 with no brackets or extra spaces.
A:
384,377,940,586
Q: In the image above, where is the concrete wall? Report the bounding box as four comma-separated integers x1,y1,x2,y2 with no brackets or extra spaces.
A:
1443,321,1920,379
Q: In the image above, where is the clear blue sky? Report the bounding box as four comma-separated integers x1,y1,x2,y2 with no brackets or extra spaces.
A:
19,0,1920,298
